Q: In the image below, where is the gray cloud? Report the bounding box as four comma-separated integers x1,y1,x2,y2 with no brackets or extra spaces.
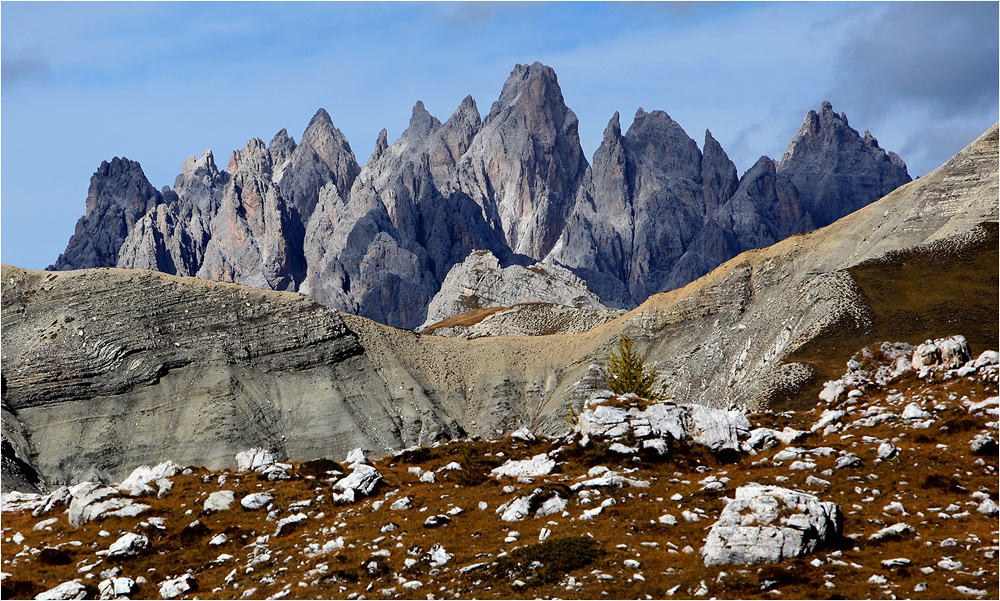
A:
832,2,999,117
1,52,50,86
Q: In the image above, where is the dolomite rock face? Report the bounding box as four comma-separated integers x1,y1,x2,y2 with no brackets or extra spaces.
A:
49,63,912,329
49,157,163,271
456,62,589,260
419,250,609,331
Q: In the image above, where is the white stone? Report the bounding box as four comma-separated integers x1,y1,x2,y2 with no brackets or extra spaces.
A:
34,581,88,600
333,464,382,497
275,513,307,535
209,533,228,546
490,454,555,478
203,490,235,512
976,498,999,516
101,533,150,558
345,447,370,466
901,403,931,420
701,483,842,566
235,448,275,473
510,426,536,442
241,492,273,511
390,497,411,511
658,514,677,525
419,471,436,483
869,523,915,542
497,496,533,522
98,576,136,599
158,574,195,599
974,350,999,368
117,461,181,496
877,442,898,460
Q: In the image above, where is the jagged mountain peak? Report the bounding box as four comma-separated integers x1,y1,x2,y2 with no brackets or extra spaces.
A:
625,108,702,182
179,150,219,180
268,129,297,168
227,137,272,176
603,111,623,141
486,61,572,132
369,128,389,165
403,100,443,140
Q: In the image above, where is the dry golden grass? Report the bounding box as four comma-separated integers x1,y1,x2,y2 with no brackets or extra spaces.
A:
2,371,997,600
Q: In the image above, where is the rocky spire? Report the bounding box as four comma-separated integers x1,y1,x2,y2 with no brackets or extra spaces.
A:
777,100,911,227
268,129,297,170
277,108,361,226
457,62,589,259
368,128,389,166
49,157,162,271
701,130,738,218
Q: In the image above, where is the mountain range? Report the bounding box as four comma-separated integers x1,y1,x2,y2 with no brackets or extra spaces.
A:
49,63,911,329
7,121,995,489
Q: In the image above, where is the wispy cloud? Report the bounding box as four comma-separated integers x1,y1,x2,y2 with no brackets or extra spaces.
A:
1,50,49,86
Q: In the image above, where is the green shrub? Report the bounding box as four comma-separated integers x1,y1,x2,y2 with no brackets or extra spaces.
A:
491,536,602,587
605,334,667,400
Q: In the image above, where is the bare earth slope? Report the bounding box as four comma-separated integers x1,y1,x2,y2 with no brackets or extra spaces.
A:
2,126,996,490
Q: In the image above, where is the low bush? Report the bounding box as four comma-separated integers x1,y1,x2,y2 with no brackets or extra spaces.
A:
491,536,602,587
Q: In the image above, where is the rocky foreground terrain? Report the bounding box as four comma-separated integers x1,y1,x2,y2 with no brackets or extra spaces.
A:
48,62,911,328
2,336,997,600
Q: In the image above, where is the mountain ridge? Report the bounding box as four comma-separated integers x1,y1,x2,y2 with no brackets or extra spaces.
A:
48,62,911,328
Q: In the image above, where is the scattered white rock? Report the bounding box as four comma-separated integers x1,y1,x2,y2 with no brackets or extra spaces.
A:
117,461,181,496
34,580,87,600
98,576,135,599
100,533,150,558
236,448,275,473
203,490,235,512
158,574,195,599
702,483,842,566
490,454,555,478
241,492,273,511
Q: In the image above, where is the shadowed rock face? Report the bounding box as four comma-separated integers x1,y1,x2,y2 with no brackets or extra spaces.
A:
10,125,995,492
49,158,163,271
48,63,911,328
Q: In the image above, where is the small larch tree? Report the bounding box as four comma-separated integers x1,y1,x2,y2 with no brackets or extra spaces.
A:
605,333,667,400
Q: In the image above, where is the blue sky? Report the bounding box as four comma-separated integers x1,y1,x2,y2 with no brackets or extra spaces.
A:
3,1,997,270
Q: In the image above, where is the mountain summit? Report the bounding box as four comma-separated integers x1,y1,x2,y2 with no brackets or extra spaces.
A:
49,63,911,328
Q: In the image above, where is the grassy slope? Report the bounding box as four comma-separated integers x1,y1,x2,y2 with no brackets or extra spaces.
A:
777,223,999,412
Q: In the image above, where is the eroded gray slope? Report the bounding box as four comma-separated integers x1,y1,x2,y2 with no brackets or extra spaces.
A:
0,267,462,488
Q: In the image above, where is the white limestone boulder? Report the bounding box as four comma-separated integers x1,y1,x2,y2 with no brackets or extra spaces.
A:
241,492,274,511
117,461,181,497
99,532,150,558
701,483,842,566
34,581,87,600
236,448,276,473
490,453,555,478
158,574,195,599
203,490,235,513
332,463,382,497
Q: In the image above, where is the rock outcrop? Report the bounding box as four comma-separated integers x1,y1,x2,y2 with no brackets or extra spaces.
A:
48,63,912,329
419,250,609,331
